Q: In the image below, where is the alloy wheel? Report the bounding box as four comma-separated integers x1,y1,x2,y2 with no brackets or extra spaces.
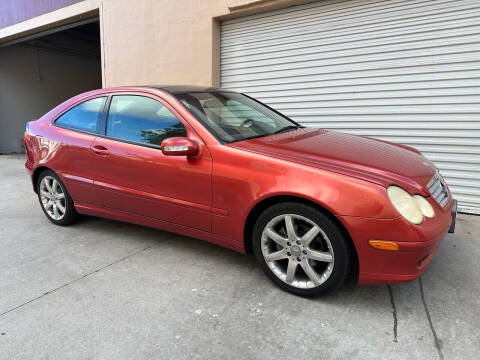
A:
261,214,334,289
39,176,66,221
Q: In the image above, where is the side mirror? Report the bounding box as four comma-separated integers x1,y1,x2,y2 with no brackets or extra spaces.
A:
161,137,198,157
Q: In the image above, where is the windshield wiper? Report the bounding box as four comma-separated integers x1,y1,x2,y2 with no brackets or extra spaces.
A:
236,134,269,142
229,125,301,143
274,125,299,135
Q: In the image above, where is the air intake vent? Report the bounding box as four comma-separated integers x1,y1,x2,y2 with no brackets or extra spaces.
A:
427,173,449,207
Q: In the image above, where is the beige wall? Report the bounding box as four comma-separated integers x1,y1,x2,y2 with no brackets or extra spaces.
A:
0,0,318,88
101,0,318,87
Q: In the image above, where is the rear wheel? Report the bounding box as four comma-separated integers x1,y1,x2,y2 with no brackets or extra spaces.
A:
252,202,352,297
37,170,77,226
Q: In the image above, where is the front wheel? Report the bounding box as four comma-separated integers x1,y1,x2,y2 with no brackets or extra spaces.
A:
252,202,352,297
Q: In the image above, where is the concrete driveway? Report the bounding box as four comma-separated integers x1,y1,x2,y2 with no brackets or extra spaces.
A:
1,154,479,360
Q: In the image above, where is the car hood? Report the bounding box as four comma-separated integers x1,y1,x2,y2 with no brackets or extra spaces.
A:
228,128,436,194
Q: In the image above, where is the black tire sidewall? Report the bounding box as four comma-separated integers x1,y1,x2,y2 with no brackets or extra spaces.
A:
252,202,351,297
36,170,77,226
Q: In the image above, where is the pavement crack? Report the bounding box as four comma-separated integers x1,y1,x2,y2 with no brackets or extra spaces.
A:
0,243,158,318
419,277,444,360
387,285,398,343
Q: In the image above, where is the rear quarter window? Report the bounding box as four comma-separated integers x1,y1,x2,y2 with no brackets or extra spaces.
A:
55,97,106,132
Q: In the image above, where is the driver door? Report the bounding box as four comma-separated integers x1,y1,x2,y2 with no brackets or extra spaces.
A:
90,93,212,232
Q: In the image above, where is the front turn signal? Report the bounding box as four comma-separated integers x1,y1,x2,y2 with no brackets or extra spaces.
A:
369,240,399,251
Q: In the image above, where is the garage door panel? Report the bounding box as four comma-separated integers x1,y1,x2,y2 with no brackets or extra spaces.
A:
221,0,430,30
223,27,480,67
312,121,480,130
221,0,480,214
415,152,480,161
449,186,480,197
222,49,480,80
224,68,480,90
222,12,479,54
222,0,423,30
222,25,480,65
221,1,478,45
222,9,480,51
223,0,474,28
294,129,478,138
415,145,480,153
248,83,480,99
366,137,480,147
221,0,474,36
273,105,480,115
290,116,480,126
222,35,480,73
259,95,480,107
221,54,480,83
441,171,480,181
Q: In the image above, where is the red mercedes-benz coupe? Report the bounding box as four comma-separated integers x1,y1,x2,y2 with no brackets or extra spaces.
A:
24,86,456,296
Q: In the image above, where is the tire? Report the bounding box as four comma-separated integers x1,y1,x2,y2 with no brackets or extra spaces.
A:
252,202,352,297
36,169,78,226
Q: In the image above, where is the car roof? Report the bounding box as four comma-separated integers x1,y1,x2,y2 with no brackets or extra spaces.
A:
141,85,235,94
72,86,239,103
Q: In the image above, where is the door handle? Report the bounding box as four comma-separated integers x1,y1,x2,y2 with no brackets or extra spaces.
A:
92,145,109,156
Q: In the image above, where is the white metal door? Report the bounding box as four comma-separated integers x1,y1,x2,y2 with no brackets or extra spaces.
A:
221,0,480,214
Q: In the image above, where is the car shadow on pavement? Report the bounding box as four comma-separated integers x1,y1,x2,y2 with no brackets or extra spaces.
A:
70,213,380,302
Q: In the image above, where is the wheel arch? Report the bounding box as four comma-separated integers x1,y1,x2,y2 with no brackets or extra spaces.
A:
32,166,53,193
243,195,359,280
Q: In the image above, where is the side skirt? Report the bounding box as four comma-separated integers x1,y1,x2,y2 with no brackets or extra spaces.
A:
74,202,245,254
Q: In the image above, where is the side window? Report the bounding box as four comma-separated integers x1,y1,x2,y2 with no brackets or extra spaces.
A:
106,95,187,146
55,97,106,132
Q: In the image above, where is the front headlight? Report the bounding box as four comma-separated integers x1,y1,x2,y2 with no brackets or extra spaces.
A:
412,195,435,218
387,186,434,224
387,186,423,224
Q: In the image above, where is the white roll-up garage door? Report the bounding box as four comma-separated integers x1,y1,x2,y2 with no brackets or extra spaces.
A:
220,0,480,214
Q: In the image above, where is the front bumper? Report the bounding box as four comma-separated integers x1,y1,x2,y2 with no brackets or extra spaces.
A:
448,199,457,233
338,197,455,285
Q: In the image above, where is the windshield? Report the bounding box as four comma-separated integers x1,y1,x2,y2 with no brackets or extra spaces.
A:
175,92,300,143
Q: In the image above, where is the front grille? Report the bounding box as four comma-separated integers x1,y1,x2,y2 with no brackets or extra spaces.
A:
427,172,449,207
